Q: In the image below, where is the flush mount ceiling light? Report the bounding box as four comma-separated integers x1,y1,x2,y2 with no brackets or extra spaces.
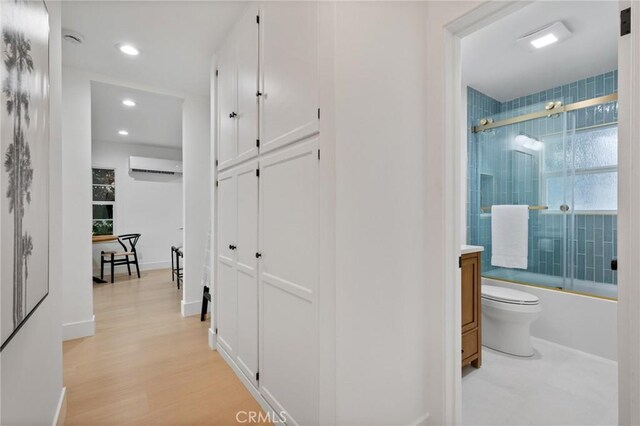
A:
117,43,139,56
118,130,129,136
122,99,136,107
517,21,571,51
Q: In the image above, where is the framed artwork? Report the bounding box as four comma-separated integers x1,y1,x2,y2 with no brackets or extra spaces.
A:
1,0,50,351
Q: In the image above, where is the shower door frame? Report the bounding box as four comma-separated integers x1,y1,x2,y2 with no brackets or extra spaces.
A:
434,1,640,425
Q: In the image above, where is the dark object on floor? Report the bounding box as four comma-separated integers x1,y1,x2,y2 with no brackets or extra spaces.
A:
201,285,211,321
171,246,184,289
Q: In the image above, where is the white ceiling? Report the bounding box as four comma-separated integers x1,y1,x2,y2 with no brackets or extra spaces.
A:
62,1,246,97
91,81,183,148
462,1,618,101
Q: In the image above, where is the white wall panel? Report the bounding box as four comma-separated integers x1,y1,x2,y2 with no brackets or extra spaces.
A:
237,7,260,163
259,138,319,425
218,42,237,170
260,2,319,153
217,171,237,355
236,162,259,385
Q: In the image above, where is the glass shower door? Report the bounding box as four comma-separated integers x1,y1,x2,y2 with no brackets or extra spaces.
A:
471,96,619,299
474,103,572,289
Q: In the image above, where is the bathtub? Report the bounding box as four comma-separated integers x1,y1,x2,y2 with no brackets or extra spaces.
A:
483,277,617,361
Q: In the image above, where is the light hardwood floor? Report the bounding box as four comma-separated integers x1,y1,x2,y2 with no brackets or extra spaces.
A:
63,269,268,425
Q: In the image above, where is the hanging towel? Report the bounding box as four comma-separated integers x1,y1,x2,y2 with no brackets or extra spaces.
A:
491,205,529,269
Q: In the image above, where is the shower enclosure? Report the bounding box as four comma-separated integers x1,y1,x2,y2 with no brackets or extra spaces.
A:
468,85,618,299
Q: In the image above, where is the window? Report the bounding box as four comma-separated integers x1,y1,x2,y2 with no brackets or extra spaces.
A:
92,168,115,235
542,125,617,212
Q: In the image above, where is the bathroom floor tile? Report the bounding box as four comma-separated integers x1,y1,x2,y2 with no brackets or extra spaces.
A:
462,338,617,426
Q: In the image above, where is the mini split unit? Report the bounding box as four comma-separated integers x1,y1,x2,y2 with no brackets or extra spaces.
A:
129,156,183,175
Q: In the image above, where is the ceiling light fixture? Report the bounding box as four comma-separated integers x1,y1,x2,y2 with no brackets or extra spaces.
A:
517,21,571,52
530,33,558,49
117,44,139,56
118,130,129,136
122,99,136,107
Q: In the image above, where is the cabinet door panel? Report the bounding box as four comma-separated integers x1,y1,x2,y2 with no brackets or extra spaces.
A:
461,254,479,333
217,173,237,356
259,139,319,425
236,7,260,162
260,2,319,153
218,42,237,170
236,163,259,385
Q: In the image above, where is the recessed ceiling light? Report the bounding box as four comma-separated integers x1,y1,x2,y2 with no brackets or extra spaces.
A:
122,99,136,107
118,130,129,136
117,44,139,56
517,21,571,52
530,33,558,49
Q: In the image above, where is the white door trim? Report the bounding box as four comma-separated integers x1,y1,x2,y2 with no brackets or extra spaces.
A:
616,2,639,424
441,1,636,424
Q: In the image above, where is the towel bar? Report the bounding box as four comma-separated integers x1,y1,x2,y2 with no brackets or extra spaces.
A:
480,205,548,212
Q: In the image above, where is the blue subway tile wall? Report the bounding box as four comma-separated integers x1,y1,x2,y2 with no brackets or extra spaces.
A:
467,70,618,286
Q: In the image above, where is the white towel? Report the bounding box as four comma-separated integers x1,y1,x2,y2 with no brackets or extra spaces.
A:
491,205,529,269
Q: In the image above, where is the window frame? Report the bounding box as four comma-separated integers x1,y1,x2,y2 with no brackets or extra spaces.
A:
91,167,116,235
541,163,618,215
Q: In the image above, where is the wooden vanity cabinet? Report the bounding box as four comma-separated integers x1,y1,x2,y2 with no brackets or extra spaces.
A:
461,251,481,368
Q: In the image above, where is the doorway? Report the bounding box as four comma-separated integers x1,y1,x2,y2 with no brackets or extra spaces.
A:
438,3,629,422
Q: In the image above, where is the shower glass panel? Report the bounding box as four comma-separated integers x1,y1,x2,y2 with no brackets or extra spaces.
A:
469,98,618,299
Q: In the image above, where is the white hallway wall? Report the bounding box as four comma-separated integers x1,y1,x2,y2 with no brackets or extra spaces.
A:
331,3,428,424
91,141,183,273
61,66,95,340
0,1,65,424
61,67,211,341
182,96,211,317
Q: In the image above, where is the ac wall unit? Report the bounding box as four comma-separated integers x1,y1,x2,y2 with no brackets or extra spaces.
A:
129,156,183,175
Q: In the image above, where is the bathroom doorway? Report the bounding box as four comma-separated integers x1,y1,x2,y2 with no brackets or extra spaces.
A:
456,1,622,424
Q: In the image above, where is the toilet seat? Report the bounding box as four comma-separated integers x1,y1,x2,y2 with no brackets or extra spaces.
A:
481,285,539,305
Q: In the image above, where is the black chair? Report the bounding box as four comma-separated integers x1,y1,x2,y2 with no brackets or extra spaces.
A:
171,245,183,283
174,247,183,289
101,233,141,283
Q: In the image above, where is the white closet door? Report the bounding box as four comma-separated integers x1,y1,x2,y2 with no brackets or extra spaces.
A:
236,7,260,163
235,161,259,386
260,2,319,153
216,171,237,356
218,41,237,171
259,138,319,426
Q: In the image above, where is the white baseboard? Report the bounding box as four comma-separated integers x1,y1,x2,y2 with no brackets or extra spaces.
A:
208,328,217,350
181,300,201,317
62,315,95,341
53,386,66,426
218,345,285,425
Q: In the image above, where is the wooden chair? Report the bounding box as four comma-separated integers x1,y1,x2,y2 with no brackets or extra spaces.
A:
101,233,141,283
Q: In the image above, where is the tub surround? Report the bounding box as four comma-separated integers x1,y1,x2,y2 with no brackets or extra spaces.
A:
467,71,619,287
484,277,617,360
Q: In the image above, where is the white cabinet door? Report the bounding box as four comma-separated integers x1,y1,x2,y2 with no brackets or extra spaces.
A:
260,2,319,153
216,171,237,356
236,7,260,163
217,41,238,171
235,161,259,386
259,138,319,426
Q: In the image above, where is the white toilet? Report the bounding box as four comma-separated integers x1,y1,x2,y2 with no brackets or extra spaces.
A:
481,285,542,357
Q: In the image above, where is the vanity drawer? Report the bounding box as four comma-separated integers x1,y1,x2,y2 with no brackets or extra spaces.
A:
462,329,479,364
